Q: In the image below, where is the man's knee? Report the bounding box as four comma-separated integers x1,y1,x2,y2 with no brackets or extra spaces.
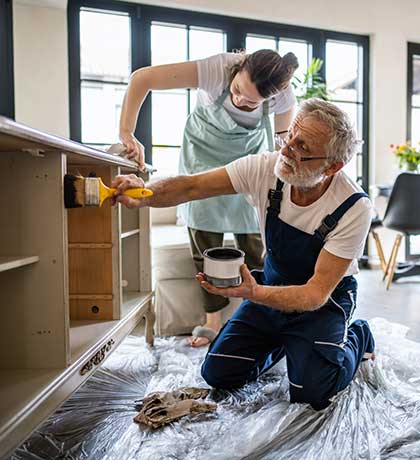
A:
290,384,335,411
289,361,346,410
201,356,248,389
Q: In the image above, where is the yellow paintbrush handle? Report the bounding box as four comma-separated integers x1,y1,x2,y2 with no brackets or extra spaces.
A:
117,187,153,199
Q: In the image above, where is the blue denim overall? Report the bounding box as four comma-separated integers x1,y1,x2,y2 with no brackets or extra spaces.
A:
201,179,375,410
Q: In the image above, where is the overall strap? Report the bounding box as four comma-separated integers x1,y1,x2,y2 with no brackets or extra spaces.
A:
267,178,284,216
314,192,370,241
215,87,231,106
262,100,274,151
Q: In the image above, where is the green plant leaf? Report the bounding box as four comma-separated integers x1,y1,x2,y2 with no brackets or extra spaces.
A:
293,57,330,102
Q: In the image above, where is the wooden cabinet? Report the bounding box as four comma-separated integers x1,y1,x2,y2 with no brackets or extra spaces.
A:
0,116,154,458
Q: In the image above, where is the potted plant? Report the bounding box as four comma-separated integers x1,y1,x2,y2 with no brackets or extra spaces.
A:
390,142,420,172
291,57,329,102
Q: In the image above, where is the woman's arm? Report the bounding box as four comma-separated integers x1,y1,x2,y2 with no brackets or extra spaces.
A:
119,61,199,166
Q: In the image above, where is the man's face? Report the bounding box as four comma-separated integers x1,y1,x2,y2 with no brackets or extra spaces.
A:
274,115,332,189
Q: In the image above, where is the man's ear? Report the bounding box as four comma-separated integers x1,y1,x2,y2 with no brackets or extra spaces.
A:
325,160,345,177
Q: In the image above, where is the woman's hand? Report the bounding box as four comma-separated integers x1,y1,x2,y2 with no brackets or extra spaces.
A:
196,264,258,300
119,131,145,170
111,173,146,208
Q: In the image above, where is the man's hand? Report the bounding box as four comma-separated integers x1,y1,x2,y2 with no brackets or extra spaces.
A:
111,173,145,208
119,132,145,170
196,264,258,300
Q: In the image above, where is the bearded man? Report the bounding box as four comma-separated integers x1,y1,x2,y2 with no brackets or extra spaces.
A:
113,98,375,410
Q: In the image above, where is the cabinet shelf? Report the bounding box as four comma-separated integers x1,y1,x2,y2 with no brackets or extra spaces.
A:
122,291,153,317
70,319,118,363
0,256,39,273
121,229,140,239
70,291,152,362
0,367,63,460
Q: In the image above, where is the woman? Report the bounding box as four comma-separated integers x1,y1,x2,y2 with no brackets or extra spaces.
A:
119,49,298,347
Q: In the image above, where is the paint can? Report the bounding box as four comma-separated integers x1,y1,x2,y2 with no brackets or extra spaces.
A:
203,247,245,287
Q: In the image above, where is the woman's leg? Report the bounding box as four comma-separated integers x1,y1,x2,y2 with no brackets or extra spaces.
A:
187,227,229,347
233,233,264,270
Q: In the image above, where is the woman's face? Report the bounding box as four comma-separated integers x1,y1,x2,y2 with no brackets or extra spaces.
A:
230,70,265,109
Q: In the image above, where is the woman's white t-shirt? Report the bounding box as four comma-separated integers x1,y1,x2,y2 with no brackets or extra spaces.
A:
225,151,373,276
196,53,296,129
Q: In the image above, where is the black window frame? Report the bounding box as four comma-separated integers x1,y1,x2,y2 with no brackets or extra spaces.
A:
407,42,420,143
68,0,370,191
0,0,15,119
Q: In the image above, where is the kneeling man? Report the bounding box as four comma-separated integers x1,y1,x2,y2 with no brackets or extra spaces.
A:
113,98,375,410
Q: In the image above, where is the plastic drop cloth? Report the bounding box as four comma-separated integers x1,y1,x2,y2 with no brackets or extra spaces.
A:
10,317,420,460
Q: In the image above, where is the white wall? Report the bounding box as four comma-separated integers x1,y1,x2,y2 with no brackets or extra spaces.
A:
13,1,69,137
12,0,420,185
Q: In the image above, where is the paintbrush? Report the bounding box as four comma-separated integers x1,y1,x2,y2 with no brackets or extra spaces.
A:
64,174,153,208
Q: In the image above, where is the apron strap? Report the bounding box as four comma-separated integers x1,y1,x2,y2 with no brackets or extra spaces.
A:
262,100,274,151
216,88,274,150
267,178,284,215
215,87,231,106
314,192,370,241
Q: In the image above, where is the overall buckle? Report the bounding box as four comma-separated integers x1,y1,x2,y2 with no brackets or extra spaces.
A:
268,189,282,211
315,214,338,240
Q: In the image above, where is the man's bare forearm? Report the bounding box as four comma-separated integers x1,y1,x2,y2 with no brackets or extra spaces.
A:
250,283,328,313
137,168,235,208
139,175,197,208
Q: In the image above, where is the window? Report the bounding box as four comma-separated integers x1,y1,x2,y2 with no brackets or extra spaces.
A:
0,0,15,118
69,2,369,190
78,8,131,147
326,39,365,183
151,23,226,177
406,43,420,256
408,43,420,147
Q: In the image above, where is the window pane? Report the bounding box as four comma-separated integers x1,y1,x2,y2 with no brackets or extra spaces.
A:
409,235,420,255
152,90,188,146
411,108,420,146
152,147,181,177
151,23,187,65
279,39,310,98
342,154,358,183
80,9,130,82
412,55,420,107
190,89,198,112
326,40,361,103
333,102,362,182
81,81,126,144
189,27,226,60
246,35,276,53
334,101,362,136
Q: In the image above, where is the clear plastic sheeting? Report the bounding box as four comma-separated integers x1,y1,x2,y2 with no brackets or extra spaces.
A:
10,318,420,460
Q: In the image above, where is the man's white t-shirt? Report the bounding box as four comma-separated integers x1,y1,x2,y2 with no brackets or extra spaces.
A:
225,152,373,276
196,53,296,129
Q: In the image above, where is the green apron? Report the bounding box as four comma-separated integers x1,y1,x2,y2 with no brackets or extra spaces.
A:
178,87,274,234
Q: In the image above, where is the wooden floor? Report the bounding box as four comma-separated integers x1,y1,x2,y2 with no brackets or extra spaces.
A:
355,267,420,342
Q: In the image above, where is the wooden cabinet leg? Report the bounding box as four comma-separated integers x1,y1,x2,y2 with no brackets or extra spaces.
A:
144,302,155,346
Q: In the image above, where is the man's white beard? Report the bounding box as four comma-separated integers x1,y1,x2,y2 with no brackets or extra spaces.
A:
273,153,328,190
